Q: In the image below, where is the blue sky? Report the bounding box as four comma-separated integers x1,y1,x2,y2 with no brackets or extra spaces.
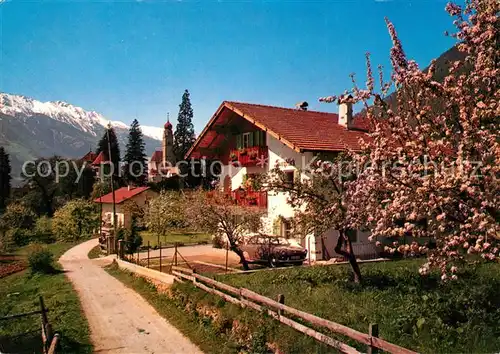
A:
1,0,457,133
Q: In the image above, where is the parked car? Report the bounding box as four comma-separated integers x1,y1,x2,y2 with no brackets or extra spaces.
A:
241,235,307,267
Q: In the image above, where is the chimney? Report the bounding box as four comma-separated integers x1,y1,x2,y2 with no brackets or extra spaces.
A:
295,101,309,111
338,96,353,129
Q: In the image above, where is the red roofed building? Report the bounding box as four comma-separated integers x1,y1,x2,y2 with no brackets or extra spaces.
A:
91,151,108,166
186,100,376,262
80,150,98,164
94,186,158,229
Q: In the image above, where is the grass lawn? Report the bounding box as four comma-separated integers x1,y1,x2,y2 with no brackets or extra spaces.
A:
0,242,92,354
105,263,240,354
140,230,211,248
217,259,500,354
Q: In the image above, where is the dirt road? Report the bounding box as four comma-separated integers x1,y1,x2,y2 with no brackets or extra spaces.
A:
59,239,203,354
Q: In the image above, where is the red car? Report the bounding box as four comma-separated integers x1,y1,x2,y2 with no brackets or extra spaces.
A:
241,235,307,267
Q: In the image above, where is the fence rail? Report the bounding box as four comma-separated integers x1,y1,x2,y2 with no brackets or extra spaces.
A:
0,296,60,354
119,241,193,274
172,267,417,354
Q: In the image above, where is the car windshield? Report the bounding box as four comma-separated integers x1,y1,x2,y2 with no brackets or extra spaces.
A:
269,237,289,245
248,236,290,245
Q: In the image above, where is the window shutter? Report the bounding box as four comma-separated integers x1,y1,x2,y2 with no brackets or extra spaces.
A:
273,217,281,235
254,131,260,146
248,132,254,147
236,134,242,149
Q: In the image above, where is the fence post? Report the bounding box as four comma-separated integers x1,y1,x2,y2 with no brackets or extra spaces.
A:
48,333,60,354
174,243,178,266
147,241,150,268
192,268,197,284
159,242,162,273
39,296,52,350
118,240,124,259
277,294,285,317
368,323,379,354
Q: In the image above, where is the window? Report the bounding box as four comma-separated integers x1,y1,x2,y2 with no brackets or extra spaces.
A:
284,171,294,186
281,219,293,238
242,133,251,148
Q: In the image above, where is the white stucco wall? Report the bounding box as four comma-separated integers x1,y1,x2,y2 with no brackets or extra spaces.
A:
266,134,314,234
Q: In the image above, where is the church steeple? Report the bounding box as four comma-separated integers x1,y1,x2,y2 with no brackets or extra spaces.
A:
162,113,175,165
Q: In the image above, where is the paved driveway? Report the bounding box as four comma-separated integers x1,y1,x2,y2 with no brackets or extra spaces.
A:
59,239,203,354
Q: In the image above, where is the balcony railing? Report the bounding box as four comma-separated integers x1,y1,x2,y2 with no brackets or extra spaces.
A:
207,190,268,209
231,190,267,208
229,146,268,167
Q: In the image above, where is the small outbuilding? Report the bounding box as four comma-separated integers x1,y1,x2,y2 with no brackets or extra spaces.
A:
94,186,158,229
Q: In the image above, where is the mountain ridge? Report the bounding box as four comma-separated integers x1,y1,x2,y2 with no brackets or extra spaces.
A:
0,92,164,183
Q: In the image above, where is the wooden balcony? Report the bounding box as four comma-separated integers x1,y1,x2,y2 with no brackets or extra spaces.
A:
229,146,268,167
207,190,268,209
231,190,267,208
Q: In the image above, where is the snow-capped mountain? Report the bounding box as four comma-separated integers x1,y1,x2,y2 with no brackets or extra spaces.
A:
0,93,164,140
0,92,164,182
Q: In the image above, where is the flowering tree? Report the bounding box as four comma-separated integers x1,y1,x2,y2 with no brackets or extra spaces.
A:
145,190,187,244
182,189,264,270
320,0,499,279
267,158,363,282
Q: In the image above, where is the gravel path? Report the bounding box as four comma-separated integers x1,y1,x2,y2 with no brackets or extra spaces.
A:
59,239,203,354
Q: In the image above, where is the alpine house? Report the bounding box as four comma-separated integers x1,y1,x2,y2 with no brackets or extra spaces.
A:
186,100,377,262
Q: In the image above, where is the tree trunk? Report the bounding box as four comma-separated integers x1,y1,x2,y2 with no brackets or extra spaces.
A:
334,229,362,283
230,244,250,271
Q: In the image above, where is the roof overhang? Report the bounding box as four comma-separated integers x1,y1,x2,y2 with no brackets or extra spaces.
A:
185,102,302,159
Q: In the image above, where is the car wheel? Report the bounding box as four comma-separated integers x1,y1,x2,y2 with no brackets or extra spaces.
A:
269,257,277,268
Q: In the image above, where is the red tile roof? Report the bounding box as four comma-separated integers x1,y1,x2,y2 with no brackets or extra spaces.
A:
186,101,369,159
92,151,108,165
94,186,150,204
80,151,97,163
150,150,163,163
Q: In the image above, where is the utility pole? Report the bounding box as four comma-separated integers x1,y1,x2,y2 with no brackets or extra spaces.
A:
106,123,117,252
99,183,103,236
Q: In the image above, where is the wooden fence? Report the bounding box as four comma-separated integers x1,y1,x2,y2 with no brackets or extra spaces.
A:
172,266,417,354
0,296,60,354
119,241,194,274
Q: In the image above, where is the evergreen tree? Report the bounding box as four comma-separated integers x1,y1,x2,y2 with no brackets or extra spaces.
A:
96,126,121,175
0,147,12,212
173,89,196,162
123,119,147,185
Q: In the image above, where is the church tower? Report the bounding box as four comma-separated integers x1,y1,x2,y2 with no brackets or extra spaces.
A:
162,114,175,166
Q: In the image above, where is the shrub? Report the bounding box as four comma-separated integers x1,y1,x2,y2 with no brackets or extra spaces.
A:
0,229,14,252
118,219,143,254
0,203,36,230
6,228,32,247
34,216,55,243
28,246,55,274
52,199,99,241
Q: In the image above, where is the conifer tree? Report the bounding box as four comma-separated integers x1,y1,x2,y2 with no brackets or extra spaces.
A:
123,119,147,185
96,126,121,174
0,147,11,212
173,89,196,162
